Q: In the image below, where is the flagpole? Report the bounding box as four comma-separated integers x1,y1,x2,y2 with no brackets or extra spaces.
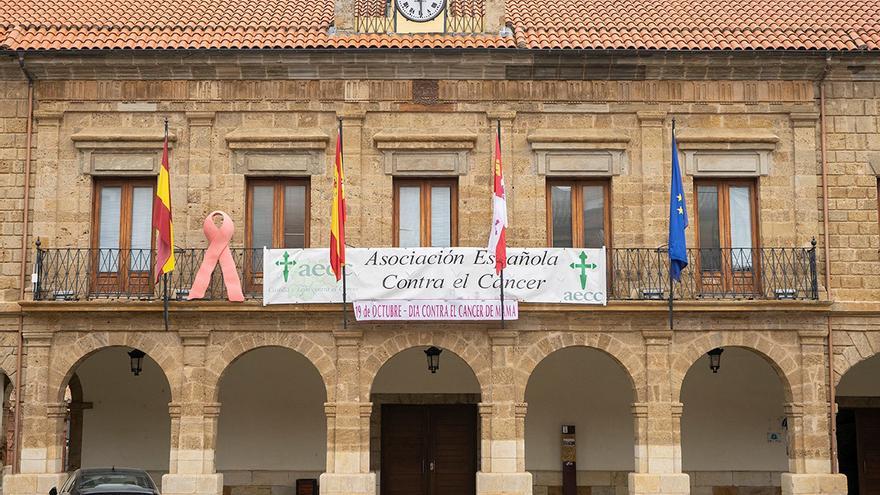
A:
668,117,676,332
163,117,170,332
497,120,505,329
339,118,348,330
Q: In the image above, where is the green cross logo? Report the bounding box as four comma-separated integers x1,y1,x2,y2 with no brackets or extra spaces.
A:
275,251,296,283
570,251,598,290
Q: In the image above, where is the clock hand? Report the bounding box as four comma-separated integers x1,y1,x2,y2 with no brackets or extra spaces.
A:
418,0,423,17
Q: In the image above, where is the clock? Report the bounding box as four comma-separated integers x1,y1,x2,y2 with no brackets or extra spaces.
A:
396,0,445,22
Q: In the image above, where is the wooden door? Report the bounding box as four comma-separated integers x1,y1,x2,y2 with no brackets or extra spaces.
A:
381,404,477,495
430,405,477,495
857,409,880,495
381,406,429,495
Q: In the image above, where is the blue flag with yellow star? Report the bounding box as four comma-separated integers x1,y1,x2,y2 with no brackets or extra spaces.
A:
668,125,689,281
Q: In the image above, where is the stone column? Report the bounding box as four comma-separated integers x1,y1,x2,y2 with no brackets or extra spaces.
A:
779,331,846,495
320,330,375,495
162,331,223,495
338,108,365,248
476,331,532,495
3,332,66,495
185,112,215,243
629,331,689,495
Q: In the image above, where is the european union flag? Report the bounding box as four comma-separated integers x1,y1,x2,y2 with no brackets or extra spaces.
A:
668,124,689,282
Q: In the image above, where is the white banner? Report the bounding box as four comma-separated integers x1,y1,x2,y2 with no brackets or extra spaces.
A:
354,299,519,321
263,247,606,306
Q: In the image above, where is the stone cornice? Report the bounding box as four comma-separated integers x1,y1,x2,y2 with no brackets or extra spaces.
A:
71,127,177,147
224,128,330,150
373,131,478,150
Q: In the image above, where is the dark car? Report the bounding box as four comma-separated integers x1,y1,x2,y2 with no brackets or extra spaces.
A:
50,468,160,495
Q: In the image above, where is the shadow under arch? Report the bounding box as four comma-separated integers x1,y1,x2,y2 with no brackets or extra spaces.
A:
361,334,490,401
514,334,645,403
672,340,797,404
49,334,182,404
835,344,880,388
370,346,483,397
204,334,335,403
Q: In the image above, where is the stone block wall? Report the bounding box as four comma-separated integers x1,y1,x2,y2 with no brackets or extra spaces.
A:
822,78,880,303
0,74,30,303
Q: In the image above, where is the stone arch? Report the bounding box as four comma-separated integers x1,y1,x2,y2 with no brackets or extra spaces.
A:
514,332,645,403
205,332,336,402
48,332,183,404
671,332,799,403
833,330,880,386
361,331,491,401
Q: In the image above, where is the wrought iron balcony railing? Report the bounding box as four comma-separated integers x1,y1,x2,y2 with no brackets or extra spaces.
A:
31,245,818,303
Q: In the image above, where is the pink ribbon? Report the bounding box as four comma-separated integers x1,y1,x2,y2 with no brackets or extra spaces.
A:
188,211,244,302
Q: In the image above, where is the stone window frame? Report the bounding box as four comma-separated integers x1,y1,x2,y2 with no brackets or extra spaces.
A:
373,131,477,176
527,129,630,177
225,128,330,176
71,128,176,176
675,129,779,178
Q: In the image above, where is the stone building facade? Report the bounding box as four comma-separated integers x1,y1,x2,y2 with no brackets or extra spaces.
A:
0,3,879,495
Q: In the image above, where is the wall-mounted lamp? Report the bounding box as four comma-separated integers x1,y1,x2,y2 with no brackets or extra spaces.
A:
128,349,146,376
707,348,724,373
424,346,442,374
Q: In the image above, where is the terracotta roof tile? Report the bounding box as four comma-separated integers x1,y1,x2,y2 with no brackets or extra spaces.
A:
0,0,878,51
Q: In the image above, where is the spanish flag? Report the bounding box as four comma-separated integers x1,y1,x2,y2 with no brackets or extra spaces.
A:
330,121,345,281
152,127,175,283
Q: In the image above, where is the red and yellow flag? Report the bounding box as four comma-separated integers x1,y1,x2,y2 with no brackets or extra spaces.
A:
152,131,175,283
330,123,346,281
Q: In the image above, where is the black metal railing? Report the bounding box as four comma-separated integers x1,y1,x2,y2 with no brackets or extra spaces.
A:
608,245,818,301
33,247,265,301
32,245,818,302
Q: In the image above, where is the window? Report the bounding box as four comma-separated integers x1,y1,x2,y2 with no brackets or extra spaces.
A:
92,179,155,295
693,179,759,295
546,180,610,248
246,179,310,285
393,179,457,247
246,178,310,250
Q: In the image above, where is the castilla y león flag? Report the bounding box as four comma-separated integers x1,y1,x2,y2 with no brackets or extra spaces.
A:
486,129,507,274
152,132,175,283
330,123,346,281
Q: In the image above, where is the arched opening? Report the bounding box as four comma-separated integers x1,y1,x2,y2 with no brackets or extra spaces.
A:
524,346,636,495
215,347,326,495
0,372,13,475
680,347,788,495
62,347,171,480
836,353,880,495
370,346,481,495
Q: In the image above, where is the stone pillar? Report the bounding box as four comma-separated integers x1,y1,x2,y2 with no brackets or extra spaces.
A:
3,332,66,495
162,331,223,495
636,111,668,247
185,112,215,243
779,332,846,495
476,331,532,495
338,108,366,249
629,331,689,495
789,113,821,248
320,330,375,495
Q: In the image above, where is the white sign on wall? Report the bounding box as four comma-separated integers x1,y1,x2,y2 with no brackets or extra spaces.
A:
262,247,607,306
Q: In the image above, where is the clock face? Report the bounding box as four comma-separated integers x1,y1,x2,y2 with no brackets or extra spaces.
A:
396,0,445,22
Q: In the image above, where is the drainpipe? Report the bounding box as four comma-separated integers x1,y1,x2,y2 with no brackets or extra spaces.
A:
817,54,837,474
13,52,35,475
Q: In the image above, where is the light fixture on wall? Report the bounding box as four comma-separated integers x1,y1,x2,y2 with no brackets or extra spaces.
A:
707,348,724,373
424,346,442,374
128,349,146,376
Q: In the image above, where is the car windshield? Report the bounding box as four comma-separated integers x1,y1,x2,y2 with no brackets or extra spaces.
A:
77,472,154,490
